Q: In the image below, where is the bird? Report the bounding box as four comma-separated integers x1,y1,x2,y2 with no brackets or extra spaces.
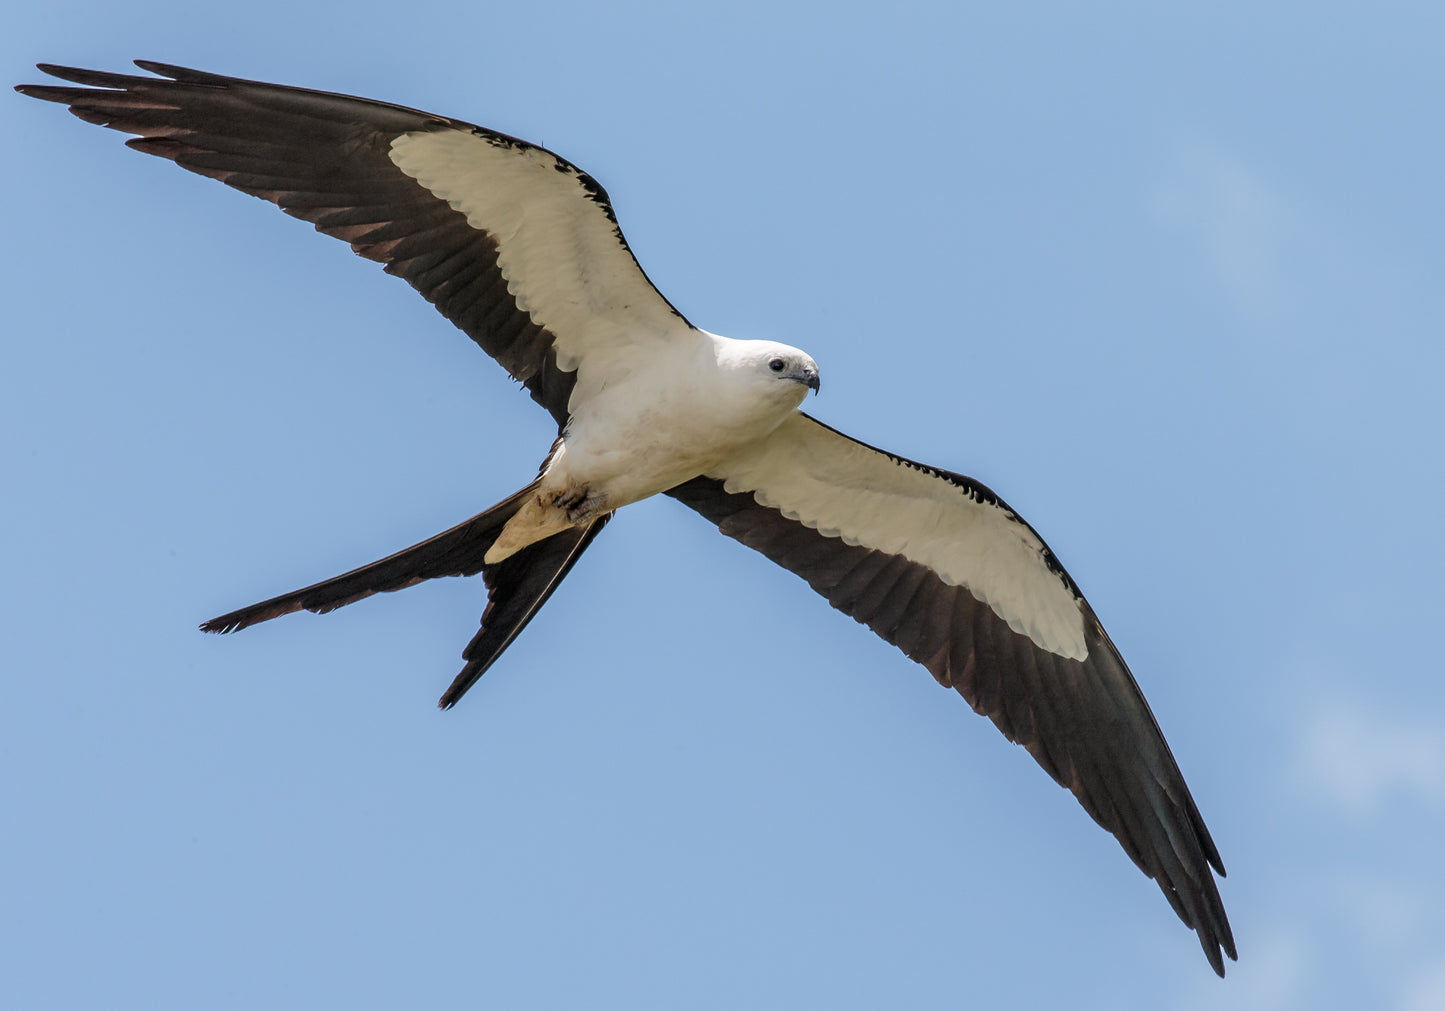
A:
18,61,1235,975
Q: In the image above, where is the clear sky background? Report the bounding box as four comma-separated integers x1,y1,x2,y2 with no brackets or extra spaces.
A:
4,3,1443,1008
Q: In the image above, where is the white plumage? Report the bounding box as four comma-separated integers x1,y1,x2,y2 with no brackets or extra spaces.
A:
17,61,1235,976
719,414,1088,659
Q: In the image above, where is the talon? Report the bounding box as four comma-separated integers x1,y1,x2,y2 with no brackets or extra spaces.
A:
566,494,606,523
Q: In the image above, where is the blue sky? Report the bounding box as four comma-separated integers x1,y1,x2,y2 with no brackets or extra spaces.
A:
5,2,1444,1008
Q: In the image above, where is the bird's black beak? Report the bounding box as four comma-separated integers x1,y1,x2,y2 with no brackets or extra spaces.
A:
801,369,820,395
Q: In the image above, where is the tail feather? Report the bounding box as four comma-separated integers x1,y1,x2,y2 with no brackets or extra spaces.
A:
201,479,612,707
200,481,541,634
439,514,611,709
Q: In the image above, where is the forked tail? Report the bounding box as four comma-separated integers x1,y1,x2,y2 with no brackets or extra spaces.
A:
201,479,610,707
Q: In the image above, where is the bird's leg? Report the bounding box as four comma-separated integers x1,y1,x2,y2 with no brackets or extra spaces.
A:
553,487,609,523
484,484,609,565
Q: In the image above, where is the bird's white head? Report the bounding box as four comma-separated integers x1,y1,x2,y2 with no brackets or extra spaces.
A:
716,339,821,412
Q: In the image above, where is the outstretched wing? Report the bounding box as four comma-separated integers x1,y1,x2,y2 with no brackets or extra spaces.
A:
667,413,1235,975
17,62,697,426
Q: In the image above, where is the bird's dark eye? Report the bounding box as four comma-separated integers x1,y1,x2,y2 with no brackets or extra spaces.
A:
768,358,786,373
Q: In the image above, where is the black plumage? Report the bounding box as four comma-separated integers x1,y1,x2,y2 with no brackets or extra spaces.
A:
667,471,1234,974
19,62,1235,976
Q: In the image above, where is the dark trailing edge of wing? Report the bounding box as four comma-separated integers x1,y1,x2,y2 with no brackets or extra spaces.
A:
665,474,1236,976
21,59,1234,975
16,61,687,427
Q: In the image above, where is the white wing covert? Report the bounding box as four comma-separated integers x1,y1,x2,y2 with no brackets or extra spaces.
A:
20,60,1236,977
22,61,694,426
667,413,1235,975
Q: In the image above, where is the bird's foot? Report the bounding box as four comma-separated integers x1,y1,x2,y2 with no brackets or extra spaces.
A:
553,487,608,523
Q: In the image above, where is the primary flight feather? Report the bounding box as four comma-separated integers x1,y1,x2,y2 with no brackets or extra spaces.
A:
17,61,1235,975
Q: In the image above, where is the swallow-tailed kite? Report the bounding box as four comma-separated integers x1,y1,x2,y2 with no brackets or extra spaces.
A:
18,62,1235,975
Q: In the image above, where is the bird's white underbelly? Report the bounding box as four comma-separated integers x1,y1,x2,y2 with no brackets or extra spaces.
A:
553,389,786,508
485,333,810,564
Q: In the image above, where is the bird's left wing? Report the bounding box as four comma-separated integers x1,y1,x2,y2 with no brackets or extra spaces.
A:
17,62,696,426
666,412,1235,975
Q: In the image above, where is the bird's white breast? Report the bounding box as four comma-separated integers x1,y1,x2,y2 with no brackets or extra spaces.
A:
555,335,806,509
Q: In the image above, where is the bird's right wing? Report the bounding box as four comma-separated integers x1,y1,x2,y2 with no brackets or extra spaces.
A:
18,62,699,427
667,412,1235,975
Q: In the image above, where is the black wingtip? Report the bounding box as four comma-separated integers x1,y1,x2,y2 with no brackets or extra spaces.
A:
1197,900,1238,978
30,63,128,87
1206,937,1237,979
16,64,142,105
17,61,207,99
131,60,221,85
